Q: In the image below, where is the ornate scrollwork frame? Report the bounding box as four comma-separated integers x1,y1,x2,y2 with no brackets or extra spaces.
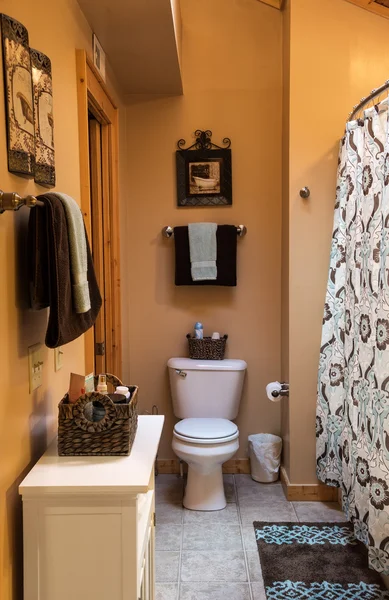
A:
176,130,232,207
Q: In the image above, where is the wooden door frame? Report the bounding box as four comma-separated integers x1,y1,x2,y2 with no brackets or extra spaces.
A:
76,49,122,379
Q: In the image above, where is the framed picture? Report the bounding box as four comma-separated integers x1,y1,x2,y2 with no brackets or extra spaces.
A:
31,49,55,187
176,130,232,206
0,14,35,176
92,33,106,81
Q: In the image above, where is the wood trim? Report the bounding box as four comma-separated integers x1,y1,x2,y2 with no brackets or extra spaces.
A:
256,0,283,9
76,49,122,378
76,50,94,375
86,55,118,110
345,0,389,19
222,458,251,474
157,459,181,474
156,458,251,475
101,124,113,374
89,119,106,375
280,466,339,502
108,112,122,377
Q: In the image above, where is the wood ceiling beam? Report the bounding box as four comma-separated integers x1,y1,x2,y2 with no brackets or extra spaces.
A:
256,0,283,10
345,0,389,20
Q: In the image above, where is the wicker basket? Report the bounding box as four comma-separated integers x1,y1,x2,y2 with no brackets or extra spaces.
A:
58,374,138,456
186,334,228,360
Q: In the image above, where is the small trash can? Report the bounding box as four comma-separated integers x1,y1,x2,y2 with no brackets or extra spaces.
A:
248,433,282,483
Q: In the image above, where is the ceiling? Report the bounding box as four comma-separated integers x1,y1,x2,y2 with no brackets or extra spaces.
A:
77,0,183,96
346,0,389,18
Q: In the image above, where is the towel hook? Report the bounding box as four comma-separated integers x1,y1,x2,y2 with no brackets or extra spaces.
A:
299,187,310,199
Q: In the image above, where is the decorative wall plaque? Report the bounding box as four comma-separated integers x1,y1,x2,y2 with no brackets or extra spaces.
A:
0,14,35,176
31,48,55,186
176,130,232,206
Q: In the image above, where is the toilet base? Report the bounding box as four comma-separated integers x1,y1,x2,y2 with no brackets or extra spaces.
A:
184,466,226,511
172,434,239,511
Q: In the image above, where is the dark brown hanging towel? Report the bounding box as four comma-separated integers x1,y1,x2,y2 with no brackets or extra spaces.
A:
28,193,102,348
174,225,237,286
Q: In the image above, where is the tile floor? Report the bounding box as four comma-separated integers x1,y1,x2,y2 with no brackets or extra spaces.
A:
155,473,344,600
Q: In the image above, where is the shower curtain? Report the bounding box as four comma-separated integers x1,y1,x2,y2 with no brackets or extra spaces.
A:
317,97,389,574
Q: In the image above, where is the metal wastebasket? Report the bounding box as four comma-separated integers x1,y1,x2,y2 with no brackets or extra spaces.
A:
248,433,282,483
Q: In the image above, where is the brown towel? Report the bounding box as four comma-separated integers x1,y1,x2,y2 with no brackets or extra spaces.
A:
28,193,102,348
174,225,237,286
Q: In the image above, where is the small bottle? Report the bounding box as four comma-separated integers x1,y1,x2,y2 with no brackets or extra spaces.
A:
97,374,108,395
194,322,203,339
94,375,108,422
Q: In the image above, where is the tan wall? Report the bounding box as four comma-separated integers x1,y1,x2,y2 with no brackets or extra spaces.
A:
123,0,283,458
281,0,290,478
286,0,389,484
0,2,123,598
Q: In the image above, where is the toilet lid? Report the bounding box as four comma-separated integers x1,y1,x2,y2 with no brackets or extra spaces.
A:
174,418,238,440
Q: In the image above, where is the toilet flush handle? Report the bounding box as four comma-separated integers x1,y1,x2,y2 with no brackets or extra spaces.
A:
175,369,187,378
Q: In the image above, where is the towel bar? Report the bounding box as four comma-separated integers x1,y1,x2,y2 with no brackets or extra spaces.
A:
0,190,44,214
162,225,247,238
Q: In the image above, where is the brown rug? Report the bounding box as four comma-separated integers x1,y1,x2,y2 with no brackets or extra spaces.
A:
253,521,389,599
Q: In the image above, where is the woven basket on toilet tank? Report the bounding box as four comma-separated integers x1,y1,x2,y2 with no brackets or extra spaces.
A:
186,334,228,360
58,374,138,456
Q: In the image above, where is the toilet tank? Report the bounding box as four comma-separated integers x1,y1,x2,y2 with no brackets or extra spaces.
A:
167,358,247,419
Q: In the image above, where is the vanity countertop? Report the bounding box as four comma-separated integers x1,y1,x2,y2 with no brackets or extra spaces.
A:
19,415,164,497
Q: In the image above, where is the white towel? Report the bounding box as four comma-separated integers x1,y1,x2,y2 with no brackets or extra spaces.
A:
54,192,91,313
188,222,218,281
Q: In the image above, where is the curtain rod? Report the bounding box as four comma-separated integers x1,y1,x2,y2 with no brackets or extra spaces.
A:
348,80,389,122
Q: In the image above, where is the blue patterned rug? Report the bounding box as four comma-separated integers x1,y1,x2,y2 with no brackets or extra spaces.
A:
253,521,389,599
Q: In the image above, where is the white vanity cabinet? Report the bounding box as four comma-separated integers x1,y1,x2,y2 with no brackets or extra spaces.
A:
19,415,164,600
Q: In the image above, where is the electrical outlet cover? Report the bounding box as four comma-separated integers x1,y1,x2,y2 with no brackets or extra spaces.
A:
28,343,43,393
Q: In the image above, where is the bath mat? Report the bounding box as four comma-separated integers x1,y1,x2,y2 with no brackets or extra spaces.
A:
253,521,389,599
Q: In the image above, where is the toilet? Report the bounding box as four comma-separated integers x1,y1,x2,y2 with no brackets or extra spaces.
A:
167,357,247,511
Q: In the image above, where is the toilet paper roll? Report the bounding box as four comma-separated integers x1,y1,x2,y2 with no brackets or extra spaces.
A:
266,381,282,402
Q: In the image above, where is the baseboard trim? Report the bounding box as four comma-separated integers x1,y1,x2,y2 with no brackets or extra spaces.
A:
222,458,251,474
157,459,181,474
280,465,339,502
156,458,251,475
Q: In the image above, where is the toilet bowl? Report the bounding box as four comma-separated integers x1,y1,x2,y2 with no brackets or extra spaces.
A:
167,357,247,511
172,417,239,510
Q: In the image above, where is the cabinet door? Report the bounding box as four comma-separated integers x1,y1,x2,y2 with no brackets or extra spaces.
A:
140,563,146,600
149,516,155,600
139,525,154,600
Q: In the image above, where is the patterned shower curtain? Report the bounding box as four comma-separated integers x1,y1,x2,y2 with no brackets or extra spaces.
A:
317,97,389,574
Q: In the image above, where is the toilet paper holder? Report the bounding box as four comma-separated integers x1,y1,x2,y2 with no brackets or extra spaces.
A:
272,383,289,398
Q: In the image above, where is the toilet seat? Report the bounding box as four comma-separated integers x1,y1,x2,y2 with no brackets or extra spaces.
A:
173,418,239,445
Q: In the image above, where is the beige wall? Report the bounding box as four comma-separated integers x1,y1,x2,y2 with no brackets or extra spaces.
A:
0,2,123,598
284,0,389,484
281,0,290,477
122,0,283,458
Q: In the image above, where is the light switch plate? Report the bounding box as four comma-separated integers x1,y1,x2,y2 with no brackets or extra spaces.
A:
28,343,43,393
54,346,64,371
